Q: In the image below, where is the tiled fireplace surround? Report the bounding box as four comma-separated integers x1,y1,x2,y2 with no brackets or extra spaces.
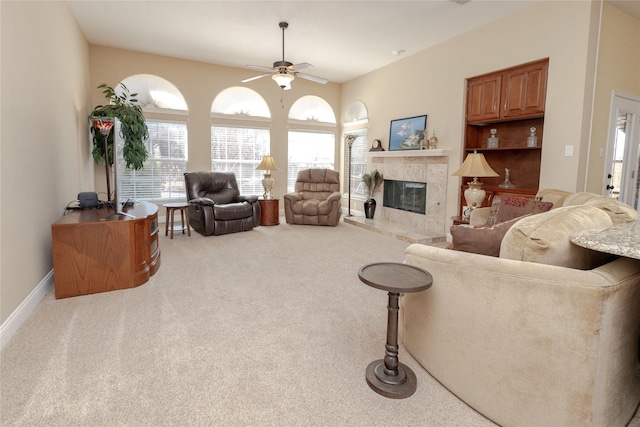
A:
344,150,449,244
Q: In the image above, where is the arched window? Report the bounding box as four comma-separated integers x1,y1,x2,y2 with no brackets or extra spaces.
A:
116,74,189,201
287,96,337,192
210,87,271,195
343,101,369,199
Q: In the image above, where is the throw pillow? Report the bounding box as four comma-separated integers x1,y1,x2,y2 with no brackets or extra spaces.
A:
500,205,615,270
450,215,526,257
486,196,553,226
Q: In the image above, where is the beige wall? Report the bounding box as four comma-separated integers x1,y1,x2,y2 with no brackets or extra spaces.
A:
341,0,600,224
587,2,640,194
0,1,91,324
89,46,342,205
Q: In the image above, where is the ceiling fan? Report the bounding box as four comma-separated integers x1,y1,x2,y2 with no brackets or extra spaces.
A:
241,22,328,90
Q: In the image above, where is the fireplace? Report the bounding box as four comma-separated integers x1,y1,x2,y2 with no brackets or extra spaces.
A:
383,180,427,215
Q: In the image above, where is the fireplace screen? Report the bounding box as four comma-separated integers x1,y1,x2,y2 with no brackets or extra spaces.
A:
383,180,427,214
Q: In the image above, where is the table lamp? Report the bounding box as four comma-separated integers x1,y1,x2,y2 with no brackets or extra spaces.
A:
256,155,281,199
451,150,498,212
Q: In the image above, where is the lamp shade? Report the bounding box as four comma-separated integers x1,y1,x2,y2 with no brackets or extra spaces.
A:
344,134,357,147
256,155,281,172
272,73,294,90
451,151,499,178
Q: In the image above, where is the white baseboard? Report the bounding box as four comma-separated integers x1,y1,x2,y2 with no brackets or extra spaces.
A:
0,270,54,351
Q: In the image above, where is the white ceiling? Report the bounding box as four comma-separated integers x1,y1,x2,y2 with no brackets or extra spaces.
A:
67,1,639,85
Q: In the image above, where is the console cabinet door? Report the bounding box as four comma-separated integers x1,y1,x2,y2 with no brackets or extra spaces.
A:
501,60,547,119
466,74,502,123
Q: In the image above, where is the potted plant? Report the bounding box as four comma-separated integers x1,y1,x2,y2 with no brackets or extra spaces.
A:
362,169,383,219
89,83,149,202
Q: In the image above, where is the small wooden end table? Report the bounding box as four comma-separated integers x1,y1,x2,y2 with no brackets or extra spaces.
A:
451,215,470,226
164,202,191,239
258,198,279,226
358,262,433,399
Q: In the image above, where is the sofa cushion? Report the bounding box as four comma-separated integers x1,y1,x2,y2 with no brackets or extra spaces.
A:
535,188,572,207
563,192,639,224
500,205,615,269
486,196,553,226
212,202,253,221
450,215,526,257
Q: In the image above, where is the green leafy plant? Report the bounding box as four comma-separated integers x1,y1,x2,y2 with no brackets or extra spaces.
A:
362,169,384,200
89,83,149,170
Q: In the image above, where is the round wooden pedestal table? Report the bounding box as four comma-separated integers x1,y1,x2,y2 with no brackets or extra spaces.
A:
164,202,191,239
358,262,433,399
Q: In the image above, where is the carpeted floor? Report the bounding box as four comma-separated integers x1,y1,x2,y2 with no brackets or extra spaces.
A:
0,218,566,425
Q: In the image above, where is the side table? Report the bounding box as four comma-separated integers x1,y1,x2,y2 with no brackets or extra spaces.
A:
358,262,433,399
451,215,470,226
258,198,279,226
164,202,191,239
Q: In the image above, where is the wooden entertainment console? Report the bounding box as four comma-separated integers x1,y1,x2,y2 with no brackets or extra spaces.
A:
51,201,161,299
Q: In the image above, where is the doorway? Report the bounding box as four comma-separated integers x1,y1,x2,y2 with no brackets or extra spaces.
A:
604,91,640,211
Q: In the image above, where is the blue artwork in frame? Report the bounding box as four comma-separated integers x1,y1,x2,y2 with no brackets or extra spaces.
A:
389,115,427,151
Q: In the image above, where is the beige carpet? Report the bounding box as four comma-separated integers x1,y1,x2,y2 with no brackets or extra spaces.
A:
2,219,498,426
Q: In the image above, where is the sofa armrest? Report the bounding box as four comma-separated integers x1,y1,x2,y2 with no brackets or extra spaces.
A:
326,191,341,203
189,197,215,206
283,192,303,202
237,195,259,204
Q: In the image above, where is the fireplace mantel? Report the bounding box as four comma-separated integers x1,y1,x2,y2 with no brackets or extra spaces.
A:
366,149,450,158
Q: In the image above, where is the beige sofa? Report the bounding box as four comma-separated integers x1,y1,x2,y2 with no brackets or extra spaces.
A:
402,190,640,426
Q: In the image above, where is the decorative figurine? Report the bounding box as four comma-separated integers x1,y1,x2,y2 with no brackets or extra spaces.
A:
499,168,515,188
428,130,438,149
487,128,499,149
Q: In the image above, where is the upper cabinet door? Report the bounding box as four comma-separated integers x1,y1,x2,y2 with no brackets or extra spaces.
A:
466,74,502,122
501,60,548,119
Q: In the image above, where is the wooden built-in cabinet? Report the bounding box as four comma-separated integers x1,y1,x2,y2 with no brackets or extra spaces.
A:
51,201,161,299
460,58,549,213
466,58,547,123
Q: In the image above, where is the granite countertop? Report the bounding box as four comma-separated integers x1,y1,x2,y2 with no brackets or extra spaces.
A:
571,221,640,260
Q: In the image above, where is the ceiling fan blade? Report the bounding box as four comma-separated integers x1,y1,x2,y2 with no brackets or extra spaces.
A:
296,72,328,84
245,65,276,72
241,73,271,83
290,62,313,71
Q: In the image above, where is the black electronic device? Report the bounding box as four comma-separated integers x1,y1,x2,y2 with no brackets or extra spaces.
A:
78,192,99,208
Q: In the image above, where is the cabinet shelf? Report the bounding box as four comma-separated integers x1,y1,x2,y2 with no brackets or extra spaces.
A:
466,146,541,152
467,113,544,126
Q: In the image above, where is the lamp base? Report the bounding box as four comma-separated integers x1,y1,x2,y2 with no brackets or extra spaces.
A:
262,173,274,199
464,179,486,210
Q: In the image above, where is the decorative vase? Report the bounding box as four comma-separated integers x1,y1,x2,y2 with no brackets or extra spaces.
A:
428,130,438,149
527,127,538,147
364,199,377,219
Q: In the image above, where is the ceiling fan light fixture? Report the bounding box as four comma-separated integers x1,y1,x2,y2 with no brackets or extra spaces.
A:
272,73,294,90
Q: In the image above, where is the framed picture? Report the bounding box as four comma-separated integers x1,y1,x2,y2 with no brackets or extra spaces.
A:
389,115,427,151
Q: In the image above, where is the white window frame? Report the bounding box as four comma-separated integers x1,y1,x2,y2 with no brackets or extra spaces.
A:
210,124,270,195
287,130,336,192
118,119,188,202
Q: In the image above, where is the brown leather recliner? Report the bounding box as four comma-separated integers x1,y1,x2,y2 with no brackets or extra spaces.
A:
284,168,342,226
184,171,260,236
